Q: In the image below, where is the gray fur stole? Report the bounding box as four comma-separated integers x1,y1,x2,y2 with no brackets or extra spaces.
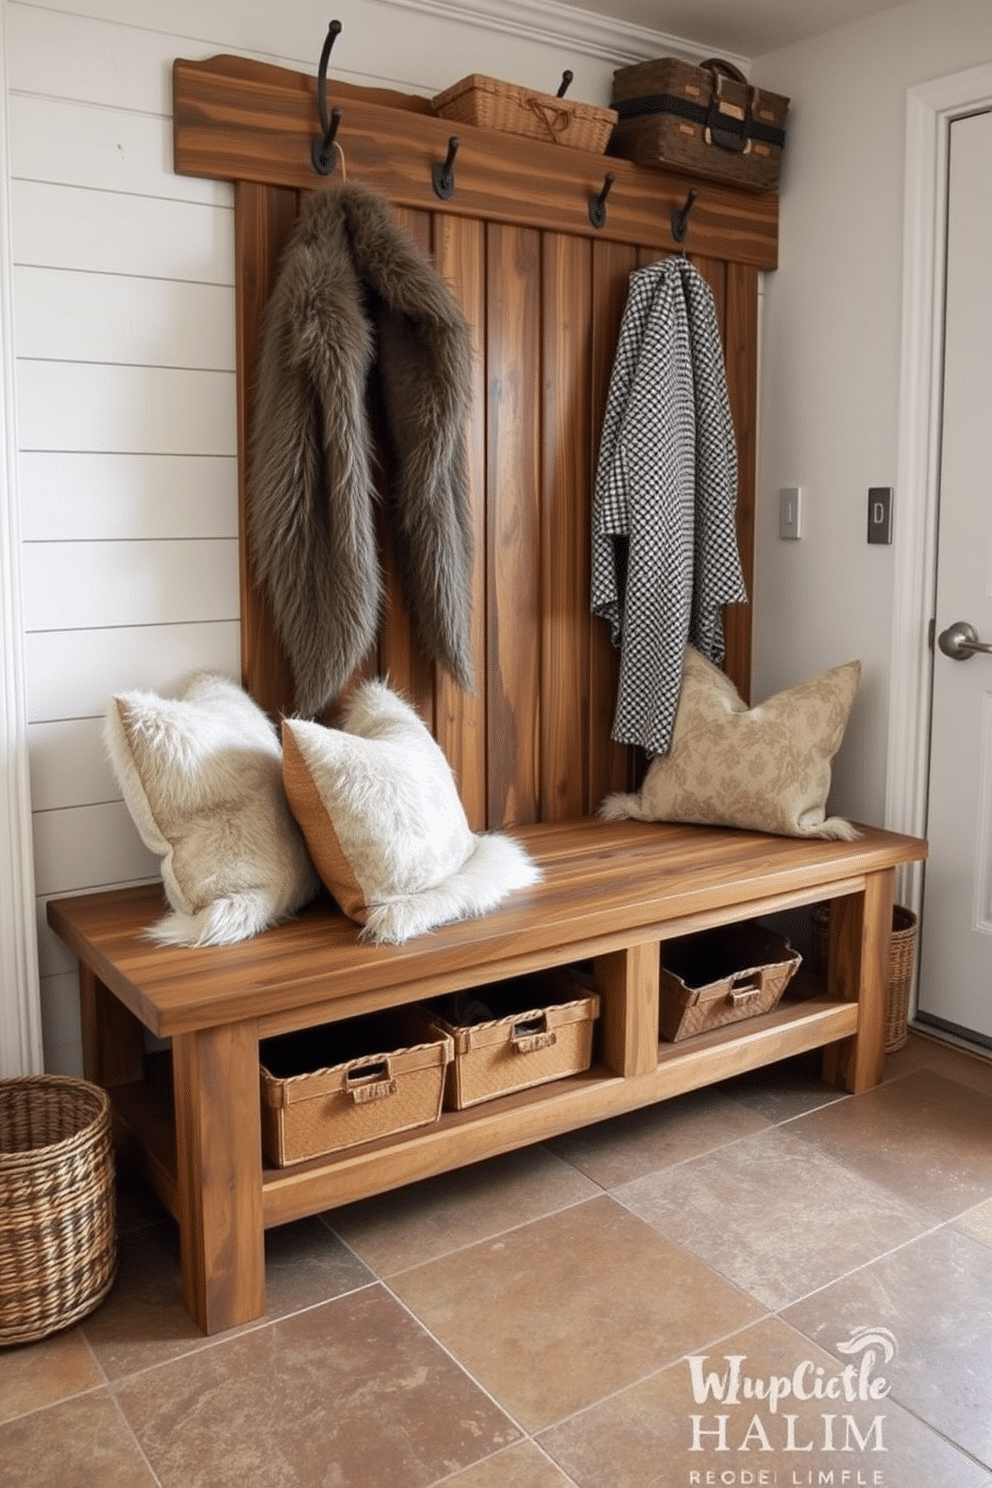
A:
249,183,474,716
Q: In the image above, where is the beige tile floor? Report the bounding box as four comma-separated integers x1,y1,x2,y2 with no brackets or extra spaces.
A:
3,1031,992,1488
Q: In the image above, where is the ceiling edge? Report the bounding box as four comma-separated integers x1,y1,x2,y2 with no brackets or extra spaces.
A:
374,0,752,70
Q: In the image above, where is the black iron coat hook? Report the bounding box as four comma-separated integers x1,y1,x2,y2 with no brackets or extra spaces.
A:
312,19,344,176
432,136,460,200
589,172,615,229
670,188,698,244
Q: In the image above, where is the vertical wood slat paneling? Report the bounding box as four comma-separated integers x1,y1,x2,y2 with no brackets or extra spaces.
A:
377,206,437,723
541,231,593,822
236,179,299,718
232,172,760,831
588,238,639,812
724,262,759,704
486,223,542,829
693,254,727,331
434,212,488,832
692,252,750,705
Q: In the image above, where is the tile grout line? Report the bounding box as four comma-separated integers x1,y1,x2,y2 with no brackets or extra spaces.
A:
773,1211,956,1316
304,1085,953,1460
308,1099,836,1291
428,1439,585,1488
351,1213,786,1482
520,1310,783,1442
318,1184,614,1283
0,1319,115,1431
333,1213,768,1480
374,1273,547,1482
318,1192,733,1484
89,1202,593,1481
0,1375,106,1431
603,1086,992,1293
84,1274,384,1392
756,1309,992,1478
106,1387,168,1488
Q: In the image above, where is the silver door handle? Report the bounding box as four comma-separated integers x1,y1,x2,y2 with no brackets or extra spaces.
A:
937,620,992,661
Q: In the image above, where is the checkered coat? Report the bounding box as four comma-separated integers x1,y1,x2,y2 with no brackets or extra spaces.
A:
591,257,748,756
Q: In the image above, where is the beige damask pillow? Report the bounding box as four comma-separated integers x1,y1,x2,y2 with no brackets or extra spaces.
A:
600,648,861,840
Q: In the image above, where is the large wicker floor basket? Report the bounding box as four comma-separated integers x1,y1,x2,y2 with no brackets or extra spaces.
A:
813,903,918,1052
0,1076,117,1345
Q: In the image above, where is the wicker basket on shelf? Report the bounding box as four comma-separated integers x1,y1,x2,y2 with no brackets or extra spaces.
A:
433,73,618,152
812,903,918,1052
0,1076,116,1346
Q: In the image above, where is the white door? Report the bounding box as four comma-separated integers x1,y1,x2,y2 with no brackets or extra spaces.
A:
917,107,992,1048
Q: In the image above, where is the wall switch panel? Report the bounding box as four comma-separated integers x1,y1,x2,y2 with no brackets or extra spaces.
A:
868,486,893,544
779,486,802,540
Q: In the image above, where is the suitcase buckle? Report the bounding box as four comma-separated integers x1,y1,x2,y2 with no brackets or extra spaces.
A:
704,67,754,155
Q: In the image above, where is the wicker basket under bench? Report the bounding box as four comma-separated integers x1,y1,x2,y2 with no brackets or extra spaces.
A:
48,816,926,1337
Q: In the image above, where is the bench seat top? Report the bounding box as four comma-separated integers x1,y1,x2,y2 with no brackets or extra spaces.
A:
47,817,927,1039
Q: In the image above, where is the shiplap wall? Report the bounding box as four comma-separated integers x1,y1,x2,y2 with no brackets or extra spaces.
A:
8,0,678,1074
12,4,241,1073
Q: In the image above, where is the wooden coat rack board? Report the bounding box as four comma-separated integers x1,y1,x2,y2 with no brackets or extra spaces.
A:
172,50,778,834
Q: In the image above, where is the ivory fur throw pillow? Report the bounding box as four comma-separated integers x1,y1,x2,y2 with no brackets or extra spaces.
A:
104,672,319,946
281,680,541,944
601,648,862,840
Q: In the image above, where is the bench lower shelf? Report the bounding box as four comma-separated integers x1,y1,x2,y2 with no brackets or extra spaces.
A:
51,818,927,1334
113,989,857,1232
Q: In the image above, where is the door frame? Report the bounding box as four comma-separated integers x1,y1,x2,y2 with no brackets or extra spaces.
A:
886,63,992,957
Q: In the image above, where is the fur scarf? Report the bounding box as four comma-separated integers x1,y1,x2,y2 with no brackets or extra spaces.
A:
249,183,475,717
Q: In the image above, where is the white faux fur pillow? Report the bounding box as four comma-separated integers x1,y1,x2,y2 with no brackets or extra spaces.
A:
601,647,862,841
281,680,541,944
104,672,319,946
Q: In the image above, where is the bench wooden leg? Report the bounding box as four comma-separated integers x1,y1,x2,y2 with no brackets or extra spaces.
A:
171,1020,266,1335
822,867,894,1094
595,941,659,1077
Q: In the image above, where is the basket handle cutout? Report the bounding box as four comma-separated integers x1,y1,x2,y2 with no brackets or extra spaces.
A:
346,1059,397,1103
728,975,762,1007
512,1013,557,1053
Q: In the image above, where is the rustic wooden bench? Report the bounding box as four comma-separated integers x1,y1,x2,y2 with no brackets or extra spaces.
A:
48,815,926,1336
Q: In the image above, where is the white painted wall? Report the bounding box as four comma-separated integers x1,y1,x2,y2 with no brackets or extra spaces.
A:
2,0,705,1076
0,0,43,1077
748,0,992,827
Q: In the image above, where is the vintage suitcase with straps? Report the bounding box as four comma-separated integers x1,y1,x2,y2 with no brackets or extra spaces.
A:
607,57,789,190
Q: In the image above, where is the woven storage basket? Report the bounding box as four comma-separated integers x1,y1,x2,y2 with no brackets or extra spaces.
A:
433,73,617,152
660,925,801,1042
426,970,600,1110
812,903,918,1052
0,1076,116,1346
259,1007,453,1166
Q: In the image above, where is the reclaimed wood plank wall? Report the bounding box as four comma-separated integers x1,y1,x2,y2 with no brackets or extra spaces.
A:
174,55,776,833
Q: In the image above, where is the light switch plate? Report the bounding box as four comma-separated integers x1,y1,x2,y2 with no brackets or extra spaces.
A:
868,487,893,544
779,486,802,540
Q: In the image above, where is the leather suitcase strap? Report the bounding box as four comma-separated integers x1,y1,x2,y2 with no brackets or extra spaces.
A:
613,92,786,149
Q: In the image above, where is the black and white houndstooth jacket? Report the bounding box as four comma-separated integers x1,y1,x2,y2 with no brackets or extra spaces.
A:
591,255,748,756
